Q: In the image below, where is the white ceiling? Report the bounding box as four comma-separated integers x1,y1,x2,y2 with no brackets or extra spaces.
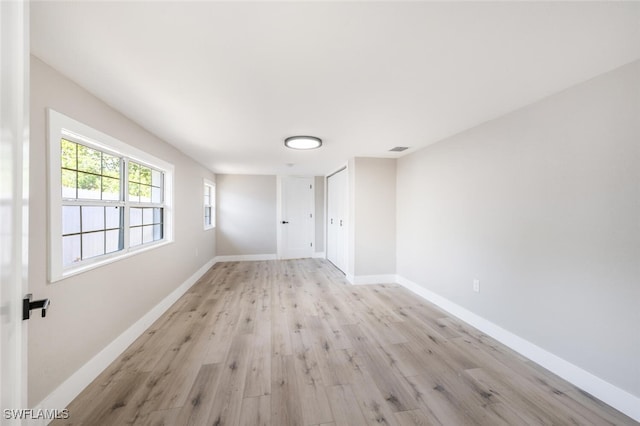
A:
31,1,640,176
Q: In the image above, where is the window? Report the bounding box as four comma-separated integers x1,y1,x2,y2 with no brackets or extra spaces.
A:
204,179,215,230
127,161,164,246
49,110,174,282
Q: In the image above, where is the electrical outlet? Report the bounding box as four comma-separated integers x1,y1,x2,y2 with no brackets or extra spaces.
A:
473,279,480,293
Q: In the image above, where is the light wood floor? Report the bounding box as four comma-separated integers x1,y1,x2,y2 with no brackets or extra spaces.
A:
54,259,637,426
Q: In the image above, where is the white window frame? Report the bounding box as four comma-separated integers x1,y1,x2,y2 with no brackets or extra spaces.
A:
48,109,174,282
203,179,215,230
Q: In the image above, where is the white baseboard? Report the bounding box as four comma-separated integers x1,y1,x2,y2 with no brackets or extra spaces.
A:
312,251,326,259
395,275,640,423
351,274,398,285
32,257,217,422
215,253,277,262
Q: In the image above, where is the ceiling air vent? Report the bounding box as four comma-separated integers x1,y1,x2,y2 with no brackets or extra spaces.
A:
389,146,409,152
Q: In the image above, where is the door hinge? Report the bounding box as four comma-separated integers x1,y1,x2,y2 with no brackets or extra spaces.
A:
310,242,313,247
310,184,313,189
310,213,313,218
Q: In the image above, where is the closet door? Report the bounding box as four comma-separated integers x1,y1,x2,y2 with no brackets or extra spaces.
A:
327,168,347,272
327,173,338,267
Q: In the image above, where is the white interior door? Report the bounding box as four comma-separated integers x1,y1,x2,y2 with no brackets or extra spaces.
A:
326,168,347,272
1,0,29,417
279,177,314,259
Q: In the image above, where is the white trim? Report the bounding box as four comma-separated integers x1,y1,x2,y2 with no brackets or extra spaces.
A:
32,258,217,420
215,254,277,262
48,110,173,171
313,251,326,259
395,275,640,422
50,239,173,282
351,274,397,285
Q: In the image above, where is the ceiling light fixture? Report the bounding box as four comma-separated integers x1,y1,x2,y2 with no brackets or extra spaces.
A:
284,135,322,150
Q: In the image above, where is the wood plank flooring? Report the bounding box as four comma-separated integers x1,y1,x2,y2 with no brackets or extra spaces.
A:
52,259,637,426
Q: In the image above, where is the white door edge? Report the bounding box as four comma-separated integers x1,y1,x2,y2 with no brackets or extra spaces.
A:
1,0,30,419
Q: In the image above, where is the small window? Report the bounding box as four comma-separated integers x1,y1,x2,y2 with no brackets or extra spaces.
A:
128,161,165,246
204,179,215,230
49,110,174,282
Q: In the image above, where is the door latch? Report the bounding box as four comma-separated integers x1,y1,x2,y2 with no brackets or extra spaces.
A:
23,294,50,320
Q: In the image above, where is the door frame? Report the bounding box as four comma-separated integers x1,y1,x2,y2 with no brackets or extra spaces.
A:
0,0,30,416
276,175,316,260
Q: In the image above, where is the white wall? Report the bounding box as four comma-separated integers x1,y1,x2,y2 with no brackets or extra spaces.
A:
29,57,217,405
396,60,640,398
216,174,277,256
348,158,397,279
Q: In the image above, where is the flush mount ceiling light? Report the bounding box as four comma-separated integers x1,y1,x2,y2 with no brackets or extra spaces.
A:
284,135,322,150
